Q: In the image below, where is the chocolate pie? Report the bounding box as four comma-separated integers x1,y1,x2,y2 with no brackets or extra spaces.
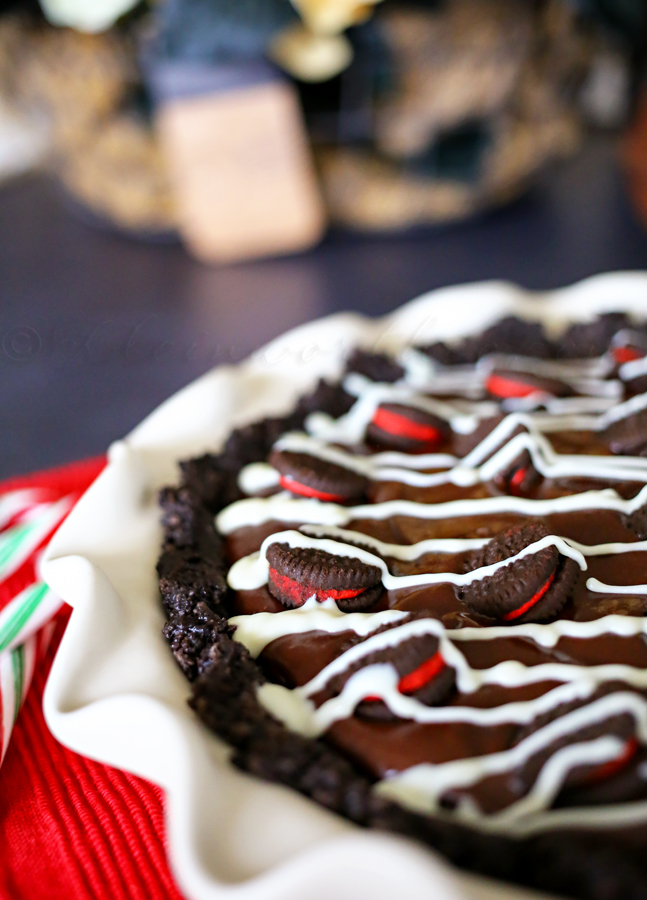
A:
158,310,647,900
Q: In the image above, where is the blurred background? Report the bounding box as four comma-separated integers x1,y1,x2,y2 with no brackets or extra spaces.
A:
1,0,647,478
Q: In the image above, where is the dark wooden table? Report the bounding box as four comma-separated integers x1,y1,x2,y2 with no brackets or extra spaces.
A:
1,137,647,480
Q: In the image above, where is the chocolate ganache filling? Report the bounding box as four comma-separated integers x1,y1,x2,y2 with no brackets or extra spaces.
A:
158,312,647,900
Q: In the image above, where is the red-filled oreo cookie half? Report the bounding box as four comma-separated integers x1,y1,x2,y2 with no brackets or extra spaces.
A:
492,449,541,496
459,523,579,624
266,542,383,611
320,621,455,722
366,402,448,452
486,369,573,400
269,448,367,503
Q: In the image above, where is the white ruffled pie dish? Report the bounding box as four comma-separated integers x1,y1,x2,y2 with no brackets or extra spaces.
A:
42,273,647,900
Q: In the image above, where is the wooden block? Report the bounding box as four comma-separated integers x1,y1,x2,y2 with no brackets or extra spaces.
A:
156,79,327,264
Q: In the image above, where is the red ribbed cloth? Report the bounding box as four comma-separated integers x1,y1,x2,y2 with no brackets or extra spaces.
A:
0,459,187,900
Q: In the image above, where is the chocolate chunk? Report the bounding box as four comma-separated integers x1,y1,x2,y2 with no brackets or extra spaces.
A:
459,523,579,624
420,341,466,366
266,542,383,611
269,448,367,503
603,407,647,457
624,500,647,540
159,485,205,548
158,539,229,614
486,369,573,400
469,317,554,360
366,402,448,452
345,348,405,383
492,450,541,496
622,374,647,397
294,378,355,419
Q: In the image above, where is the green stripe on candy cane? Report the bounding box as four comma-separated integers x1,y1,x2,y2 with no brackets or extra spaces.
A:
0,582,55,654
0,523,37,575
0,490,41,531
0,634,37,764
11,643,24,724
0,496,73,583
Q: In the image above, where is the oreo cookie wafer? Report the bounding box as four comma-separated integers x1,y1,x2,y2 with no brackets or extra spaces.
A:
269,449,367,503
603,408,647,457
492,450,541,496
459,523,579,624
266,542,383,611
320,619,455,722
486,369,573,400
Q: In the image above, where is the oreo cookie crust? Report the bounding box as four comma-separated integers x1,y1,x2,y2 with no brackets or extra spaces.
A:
157,312,647,900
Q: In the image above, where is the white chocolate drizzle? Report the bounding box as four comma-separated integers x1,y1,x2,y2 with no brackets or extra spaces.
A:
375,692,647,835
227,529,587,594
217,484,647,534
620,356,647,380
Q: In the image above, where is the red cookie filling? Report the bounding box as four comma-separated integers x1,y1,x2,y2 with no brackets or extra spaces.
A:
398,651,447,694
486,373,542,399
268,567,366,607
502,571,555,621
364,651,446,702
584,737,639,785
371,406,444,446
613,346,644,365
279,475,347,503
509,465,530,493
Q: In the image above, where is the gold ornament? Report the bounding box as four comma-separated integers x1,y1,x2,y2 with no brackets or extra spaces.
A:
271,0,384,82
269,24,353,82
291,0,380,36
